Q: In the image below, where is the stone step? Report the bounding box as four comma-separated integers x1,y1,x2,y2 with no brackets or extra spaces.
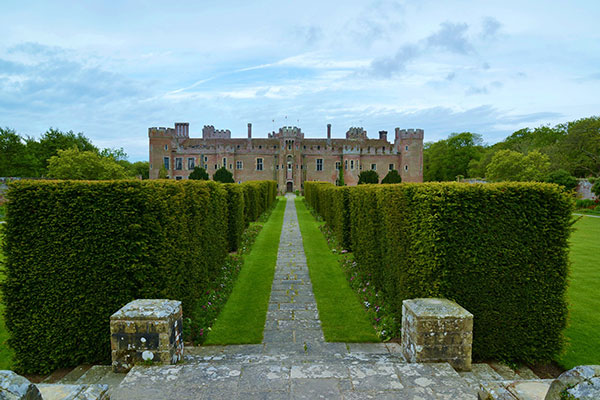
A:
36,383,109,400
75,365,126,387
478,379,554,400
56,364,93,384
110,360,477,400
459,363,506,388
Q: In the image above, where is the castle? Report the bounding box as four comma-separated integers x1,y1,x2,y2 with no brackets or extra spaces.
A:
149,122,423,192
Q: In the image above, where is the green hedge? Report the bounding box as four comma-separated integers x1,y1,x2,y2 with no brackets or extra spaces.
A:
2,179,277,373
223,184,245,252
304,181,573,363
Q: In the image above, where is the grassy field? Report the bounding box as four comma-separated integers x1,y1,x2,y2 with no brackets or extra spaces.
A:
295,198,379,342
0,230,14,369
204,197,286,344
558,215,600,369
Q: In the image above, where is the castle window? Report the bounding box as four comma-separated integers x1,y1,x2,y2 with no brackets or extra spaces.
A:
256,158,263,171
214,164,218,170
229,164,232,169
303,145,306,149
164,144,168,151
175,176,182,180
204,164,208,170
288,142,292,150
236,161,243,170
175,158,183,170
335,161,341,170
371,163,377,171
222,157,227,167
150,163,153,169
405,145,409,151
404,165,408,171
389,163,394,171
345,160,348,170
350,160,354,170
259,145,262,149
187,158,195,170
204,156,208,162
316,159,323,171
317,146,320,150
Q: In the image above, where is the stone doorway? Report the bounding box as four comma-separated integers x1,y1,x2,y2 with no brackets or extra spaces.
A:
286,181,293,192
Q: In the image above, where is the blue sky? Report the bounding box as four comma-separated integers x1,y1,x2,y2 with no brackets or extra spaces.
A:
1,0,599,161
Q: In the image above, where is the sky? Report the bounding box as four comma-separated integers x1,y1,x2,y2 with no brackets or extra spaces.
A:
1,0,599,161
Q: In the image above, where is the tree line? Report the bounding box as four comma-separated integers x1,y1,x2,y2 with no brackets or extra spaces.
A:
0,127,149,179
423,116,600,189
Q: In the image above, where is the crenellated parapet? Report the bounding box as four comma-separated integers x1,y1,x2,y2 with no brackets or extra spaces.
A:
202,125,231,139
346,127,367,140
395,128,424,141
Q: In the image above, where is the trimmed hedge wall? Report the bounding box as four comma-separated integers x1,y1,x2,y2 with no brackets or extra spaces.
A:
304,181,573,363
2,179,277,373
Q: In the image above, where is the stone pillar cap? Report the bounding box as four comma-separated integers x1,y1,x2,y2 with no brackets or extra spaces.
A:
110,299,182,320
403,298,473,318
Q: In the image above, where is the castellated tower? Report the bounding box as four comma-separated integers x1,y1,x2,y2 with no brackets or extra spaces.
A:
395,128,424,183
148,123,189,179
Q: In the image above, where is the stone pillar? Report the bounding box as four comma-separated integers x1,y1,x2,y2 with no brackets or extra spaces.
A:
327,123,331,140
401,298,473,371
248,122,252,138
110,299,184,373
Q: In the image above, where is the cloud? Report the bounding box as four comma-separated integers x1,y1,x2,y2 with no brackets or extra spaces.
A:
344,0,405,46
481,17,502,39
293,25,323,46
426,22,473,54
367,44,420,78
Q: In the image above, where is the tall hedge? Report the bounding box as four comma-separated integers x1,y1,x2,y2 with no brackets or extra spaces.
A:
223,183,245,252
304,181,573,363
2,179,277,373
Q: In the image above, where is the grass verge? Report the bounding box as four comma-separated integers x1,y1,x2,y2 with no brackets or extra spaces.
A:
204,197,286,344
295,197,379,342
558,215,600,368
0,230,14,369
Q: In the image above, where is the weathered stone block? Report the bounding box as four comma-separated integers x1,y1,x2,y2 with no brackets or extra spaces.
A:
0,371,42,400
401,298,473,371
110,299,184,373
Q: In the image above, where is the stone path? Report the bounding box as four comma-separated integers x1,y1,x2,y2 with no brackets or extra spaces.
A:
104,195,542,399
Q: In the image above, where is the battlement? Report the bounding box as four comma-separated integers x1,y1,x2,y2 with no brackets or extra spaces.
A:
149,123,189,138
270,126,304,139
395,128,424,140
346,127,367,140
202,125,231,139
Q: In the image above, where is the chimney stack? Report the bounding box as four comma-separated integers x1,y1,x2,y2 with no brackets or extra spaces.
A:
379,130,388,141
248,123,252,139
327,124,331,140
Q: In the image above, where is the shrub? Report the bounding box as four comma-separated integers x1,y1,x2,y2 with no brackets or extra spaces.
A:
189,166,209,180
545,169,577,191
575,199,596,209
381,170,402,184
213,167,234,183
357,170,379,184
305,181,573,363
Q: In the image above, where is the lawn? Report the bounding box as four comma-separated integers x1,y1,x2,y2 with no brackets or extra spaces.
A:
0,230,14,369
204,197,286,344
558,215,600,369
295,197,379,342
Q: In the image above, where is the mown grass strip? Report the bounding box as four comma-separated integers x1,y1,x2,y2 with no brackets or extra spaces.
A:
295,197,379,342
558,215,600,368
0,231,14,369
204,197,286,344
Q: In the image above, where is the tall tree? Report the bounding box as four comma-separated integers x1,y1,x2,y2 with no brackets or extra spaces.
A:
424,132,484,181
47,147,129,180
213,167,234,183
189,166,209,180
381,169,402,184
486,150,550,182
358,170,379,184
0,128,37,177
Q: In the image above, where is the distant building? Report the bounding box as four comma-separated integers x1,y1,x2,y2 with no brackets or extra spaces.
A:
149,122,423,193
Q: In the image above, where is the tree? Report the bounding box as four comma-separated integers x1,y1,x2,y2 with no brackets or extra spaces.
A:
423,132,485,181
486,150,550,182
545,169,578,191
381,169,402,184
213,167,234,183
0,127,38,177
336,164,345,186
47,147,129,180
358,170,379,184
158,165,168,179
129,161,149,179
189,166,209,180
34,128,98,175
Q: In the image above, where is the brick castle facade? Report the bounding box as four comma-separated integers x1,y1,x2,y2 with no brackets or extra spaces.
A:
149,122,423,193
